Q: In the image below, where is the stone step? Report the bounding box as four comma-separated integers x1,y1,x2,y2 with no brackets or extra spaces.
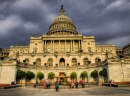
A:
27,85,90,89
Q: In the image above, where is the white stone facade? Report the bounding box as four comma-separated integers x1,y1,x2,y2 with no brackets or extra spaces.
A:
0,6,130,84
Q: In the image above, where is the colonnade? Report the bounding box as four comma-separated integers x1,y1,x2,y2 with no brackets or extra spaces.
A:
43,40,82,53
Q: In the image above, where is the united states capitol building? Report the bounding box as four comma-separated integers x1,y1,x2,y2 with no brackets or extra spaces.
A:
0,5,130,84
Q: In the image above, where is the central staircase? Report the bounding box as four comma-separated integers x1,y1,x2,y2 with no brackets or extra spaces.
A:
26,84,90,89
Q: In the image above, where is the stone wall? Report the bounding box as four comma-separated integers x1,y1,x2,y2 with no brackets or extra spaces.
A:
0,60,17,84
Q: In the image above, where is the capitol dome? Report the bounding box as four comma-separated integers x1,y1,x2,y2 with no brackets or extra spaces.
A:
47,5,78,35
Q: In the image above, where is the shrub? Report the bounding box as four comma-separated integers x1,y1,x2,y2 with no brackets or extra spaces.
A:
16,70,26,80
37,72,44,80
26,71,35,80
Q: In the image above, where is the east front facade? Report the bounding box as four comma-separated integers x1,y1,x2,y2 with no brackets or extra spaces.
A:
0,5,130,85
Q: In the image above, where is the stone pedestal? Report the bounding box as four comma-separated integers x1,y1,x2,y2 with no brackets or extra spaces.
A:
0,60,17,84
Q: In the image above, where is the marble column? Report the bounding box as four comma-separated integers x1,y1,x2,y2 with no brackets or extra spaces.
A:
43,40,44,52
71,40,72,52
73,40,74,51
51,40,52,52
45,40,46,52
78,40,80,50
53,40,54,53
59,40,60,52
65,40,66,52
81,40,82,50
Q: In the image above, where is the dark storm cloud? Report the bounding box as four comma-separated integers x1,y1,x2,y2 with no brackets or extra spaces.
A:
0,0,130,48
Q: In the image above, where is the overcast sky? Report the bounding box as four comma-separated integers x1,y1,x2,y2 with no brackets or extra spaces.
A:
0,0,130,48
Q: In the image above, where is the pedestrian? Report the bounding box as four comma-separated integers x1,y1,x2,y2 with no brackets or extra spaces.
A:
69,80,72,89
109,80,112,87
81,79,85,88
43,79,46,89
11,81,16,88
72,82,75,88
46,79,50,89
34,83,36,88
55,81,59,92
75,80,78,88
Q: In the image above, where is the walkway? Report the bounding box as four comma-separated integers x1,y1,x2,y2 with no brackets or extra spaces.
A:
0,86,130,96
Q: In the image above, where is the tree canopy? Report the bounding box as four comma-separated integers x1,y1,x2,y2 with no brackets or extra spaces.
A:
80,71,87,79
16,70,26,80
48,72,55,80
37,72,44,80
26,71,35,80
90,70,98,78
70,72,77,80
99,69,107,77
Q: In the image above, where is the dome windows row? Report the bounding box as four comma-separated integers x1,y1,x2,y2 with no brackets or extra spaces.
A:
47,31,78,35
50,24,75,31
55,17,70,22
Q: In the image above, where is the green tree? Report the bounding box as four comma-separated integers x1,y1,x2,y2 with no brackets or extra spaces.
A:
90,70,98,78
99,69,107,77
70,72,77,80
80,71,87,79
26,71,35,80
16,70,26,80
48,72,55,80
99,69,107,82
37,72,44,80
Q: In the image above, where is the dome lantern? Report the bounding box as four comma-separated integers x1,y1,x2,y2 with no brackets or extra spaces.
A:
60,5,65,15
47,5,78,35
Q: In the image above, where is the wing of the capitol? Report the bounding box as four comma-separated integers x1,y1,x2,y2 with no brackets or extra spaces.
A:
0,5,130,86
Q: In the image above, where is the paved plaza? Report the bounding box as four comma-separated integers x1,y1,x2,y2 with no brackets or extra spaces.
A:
0,86,130,96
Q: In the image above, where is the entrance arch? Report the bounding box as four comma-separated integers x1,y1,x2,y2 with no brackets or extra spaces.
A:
59,58,65,66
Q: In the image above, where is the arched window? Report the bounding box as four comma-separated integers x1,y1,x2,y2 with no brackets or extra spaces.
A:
83,57,89,65
47,58,53,66
72,58,77,66
36,58,41,67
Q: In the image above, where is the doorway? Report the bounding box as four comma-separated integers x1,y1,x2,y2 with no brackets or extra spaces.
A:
59,58,65,66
